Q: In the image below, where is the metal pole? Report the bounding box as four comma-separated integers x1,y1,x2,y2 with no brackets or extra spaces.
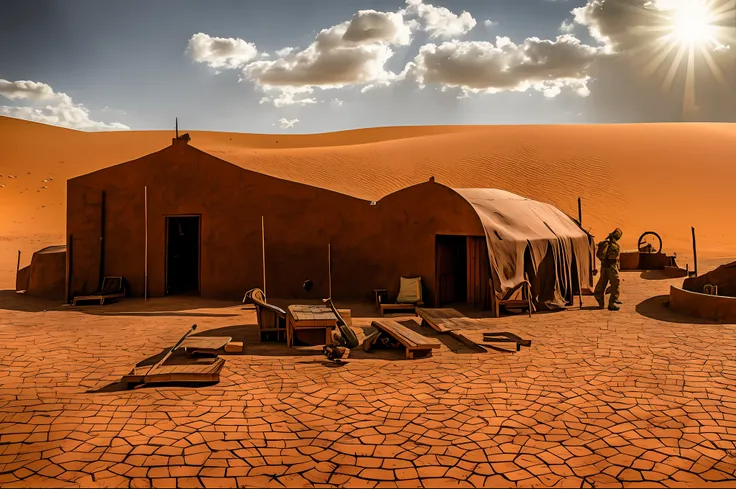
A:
144,186,148,301
691,226,698,277
261,216,266,298
328,243,332,299
577,197,582,227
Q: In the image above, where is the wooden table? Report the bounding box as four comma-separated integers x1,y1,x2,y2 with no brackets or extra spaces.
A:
287,305,338,348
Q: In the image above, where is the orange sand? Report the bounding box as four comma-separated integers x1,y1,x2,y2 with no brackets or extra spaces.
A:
1,116,735,290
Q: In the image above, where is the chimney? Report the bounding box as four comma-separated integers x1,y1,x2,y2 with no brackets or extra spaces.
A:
172,117,191,145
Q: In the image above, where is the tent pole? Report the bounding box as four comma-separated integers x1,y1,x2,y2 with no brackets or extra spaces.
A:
328,242,332,299
262,216,266,299
144,186,148,302
577,197,582,227
66,235,73,304
691,226,698,277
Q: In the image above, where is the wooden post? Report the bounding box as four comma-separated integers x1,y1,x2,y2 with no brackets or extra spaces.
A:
577,197,582,226
691,226,698,277
66,235,73,304
144,186,148,301
16,250,20,275
328,242,332,299
99,190,106,290
261,216,266,299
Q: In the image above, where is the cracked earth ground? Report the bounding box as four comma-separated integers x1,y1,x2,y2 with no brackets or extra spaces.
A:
1,262,736,488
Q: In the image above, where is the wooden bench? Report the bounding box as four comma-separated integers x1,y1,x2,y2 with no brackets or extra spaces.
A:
379,301,423,316
72,276,126,306
122,358,225,385
367,319,441,359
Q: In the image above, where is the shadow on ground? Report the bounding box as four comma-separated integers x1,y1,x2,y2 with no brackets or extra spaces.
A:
640,270,675,281
0,290,241,314
635,295,719,324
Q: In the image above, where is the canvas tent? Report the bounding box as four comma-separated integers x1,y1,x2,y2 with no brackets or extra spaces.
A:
454,188,594,309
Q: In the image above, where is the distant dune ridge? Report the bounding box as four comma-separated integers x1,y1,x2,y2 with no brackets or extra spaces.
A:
1,115,735,289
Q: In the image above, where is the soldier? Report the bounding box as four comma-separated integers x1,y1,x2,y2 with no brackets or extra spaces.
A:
594,228,623,311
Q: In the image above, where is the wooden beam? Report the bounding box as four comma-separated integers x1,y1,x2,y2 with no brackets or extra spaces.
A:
691,226,698,277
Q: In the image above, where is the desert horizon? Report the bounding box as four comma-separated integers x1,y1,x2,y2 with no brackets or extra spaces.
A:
2,115,736,289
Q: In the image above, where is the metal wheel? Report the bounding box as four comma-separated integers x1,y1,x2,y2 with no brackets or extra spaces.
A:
637,231,662,254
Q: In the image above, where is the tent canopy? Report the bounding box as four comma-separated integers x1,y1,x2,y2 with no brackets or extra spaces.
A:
453,188,594,308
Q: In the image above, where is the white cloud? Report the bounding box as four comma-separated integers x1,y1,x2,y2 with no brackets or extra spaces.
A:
259,87,318,108
244,10,411,90
278,117,299,128
0,79,129,131
484,19,499,29
403,35,603,97
559,19,575,34
403,0,477,39
189,1,485,107
187,32,259,69
0,79,73,105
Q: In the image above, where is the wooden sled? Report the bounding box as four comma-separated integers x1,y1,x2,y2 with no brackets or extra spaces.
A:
121,325,226,387
367,319,440,359
72,276,126,306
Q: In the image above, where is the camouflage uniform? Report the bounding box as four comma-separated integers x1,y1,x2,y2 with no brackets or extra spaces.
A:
595,228,622,311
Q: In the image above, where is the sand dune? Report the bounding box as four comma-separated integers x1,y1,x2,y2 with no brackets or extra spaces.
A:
2,116,735,289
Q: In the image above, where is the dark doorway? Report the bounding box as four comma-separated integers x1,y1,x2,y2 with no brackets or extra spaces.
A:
166,216,200,295
436,235,467,306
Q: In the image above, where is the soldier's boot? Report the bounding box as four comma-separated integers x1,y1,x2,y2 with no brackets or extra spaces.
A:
608,304,620,311
594,295,605,309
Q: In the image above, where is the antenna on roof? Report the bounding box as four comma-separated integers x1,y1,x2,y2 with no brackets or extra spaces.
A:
176,117,179,139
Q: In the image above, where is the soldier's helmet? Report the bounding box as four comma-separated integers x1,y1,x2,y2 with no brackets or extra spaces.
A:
610,228,623,240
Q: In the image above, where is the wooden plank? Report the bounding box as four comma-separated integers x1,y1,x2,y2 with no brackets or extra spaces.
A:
181,336,231,351
416,307,464,332
121,358,225,384
371,320,440,349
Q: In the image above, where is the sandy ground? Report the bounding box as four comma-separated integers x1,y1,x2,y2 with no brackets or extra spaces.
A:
2,117,736,289
1,260,735,488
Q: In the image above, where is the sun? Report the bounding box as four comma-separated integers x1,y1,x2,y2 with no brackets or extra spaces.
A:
668,0,718,45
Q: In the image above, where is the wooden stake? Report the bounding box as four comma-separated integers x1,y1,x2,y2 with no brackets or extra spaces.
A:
66,235,73,303
577,197,582,227
328,242,332,299
691,226,698,277
261,216,266,299
99,191,106,290
144,186,148,301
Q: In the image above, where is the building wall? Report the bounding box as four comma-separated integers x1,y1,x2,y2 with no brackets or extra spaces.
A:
67,142,485,304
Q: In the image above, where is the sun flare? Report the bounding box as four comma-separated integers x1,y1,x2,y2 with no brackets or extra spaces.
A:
668,0,718,45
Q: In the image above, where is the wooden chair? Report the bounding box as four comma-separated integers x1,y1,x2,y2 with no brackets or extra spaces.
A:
490,279,533,318
379,277,425,316
72,276,127,306
243,288,287,342
366,319,441,359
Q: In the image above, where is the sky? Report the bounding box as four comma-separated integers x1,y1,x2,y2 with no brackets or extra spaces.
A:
1,0,735,133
